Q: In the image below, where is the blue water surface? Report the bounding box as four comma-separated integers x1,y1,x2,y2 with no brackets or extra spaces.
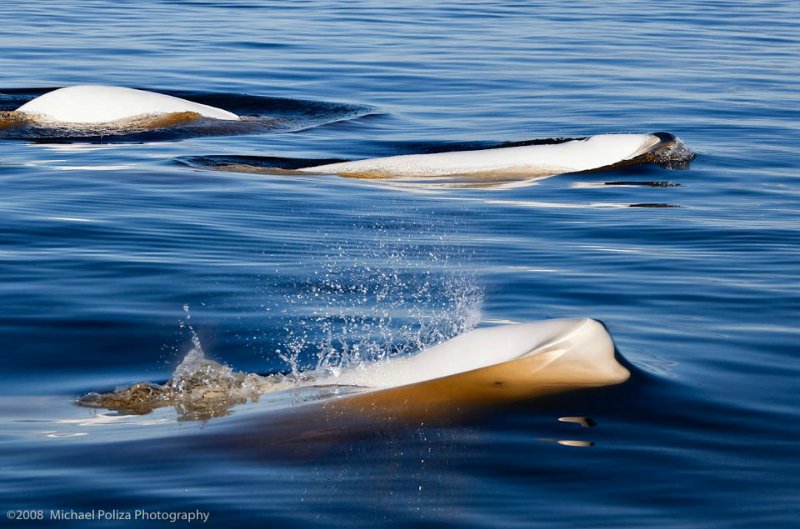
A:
1,1,798,527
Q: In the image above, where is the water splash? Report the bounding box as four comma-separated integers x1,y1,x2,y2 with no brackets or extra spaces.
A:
79,226,484,420
79,304,291,420
651,135,696,169
79,354,291,421
277,223,483,379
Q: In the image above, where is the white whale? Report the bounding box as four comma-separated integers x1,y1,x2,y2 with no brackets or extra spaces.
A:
308,318,629,415
81,317,630,425
15,85,240,124
295,133,676,179
204,318,632,444
70,319,631,451
318,318,627,389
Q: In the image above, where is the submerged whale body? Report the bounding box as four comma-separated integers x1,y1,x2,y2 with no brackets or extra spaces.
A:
296,133,684,179
14,85,240,124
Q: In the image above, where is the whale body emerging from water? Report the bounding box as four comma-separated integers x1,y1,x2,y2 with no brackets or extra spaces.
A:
188,131,692,183
72,318,631,451
14,85,240,124
311,318,630,417
81,318,630,426
6,86,692,182
321,318,627,391
208,318,632,448
294,133,682,180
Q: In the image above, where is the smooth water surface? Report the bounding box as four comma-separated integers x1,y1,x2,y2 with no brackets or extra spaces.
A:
1,1,798,527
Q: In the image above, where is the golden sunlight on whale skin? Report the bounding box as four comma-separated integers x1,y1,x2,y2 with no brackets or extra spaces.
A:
315,318,629,421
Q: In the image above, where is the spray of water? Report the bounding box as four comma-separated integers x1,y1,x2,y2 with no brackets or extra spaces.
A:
277,223,483,380
79,220,484,419
652,135,695,169
79,305,291,420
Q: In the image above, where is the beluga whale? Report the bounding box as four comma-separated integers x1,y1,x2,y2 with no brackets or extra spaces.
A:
1,85,375,141
2,85,239,129
79,318,631,426
185,132,694,186
310,317,631,419
297,133,683,179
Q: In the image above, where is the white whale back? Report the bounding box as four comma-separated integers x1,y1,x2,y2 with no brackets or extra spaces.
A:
16,85,240,124
300,134,660,178
316,318,627,389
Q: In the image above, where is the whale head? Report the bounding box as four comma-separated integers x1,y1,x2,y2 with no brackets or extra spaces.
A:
646,132,696,169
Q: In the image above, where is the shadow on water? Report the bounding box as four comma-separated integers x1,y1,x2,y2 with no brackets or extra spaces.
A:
0,87,376,143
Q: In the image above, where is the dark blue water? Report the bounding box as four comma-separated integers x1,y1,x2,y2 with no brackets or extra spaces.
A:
1,1,799,527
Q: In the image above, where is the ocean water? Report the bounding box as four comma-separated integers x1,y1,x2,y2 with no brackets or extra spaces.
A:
1,1,799,527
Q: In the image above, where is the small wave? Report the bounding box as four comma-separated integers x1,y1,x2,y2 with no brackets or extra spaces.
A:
572,181,681,188
628,203,681,208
